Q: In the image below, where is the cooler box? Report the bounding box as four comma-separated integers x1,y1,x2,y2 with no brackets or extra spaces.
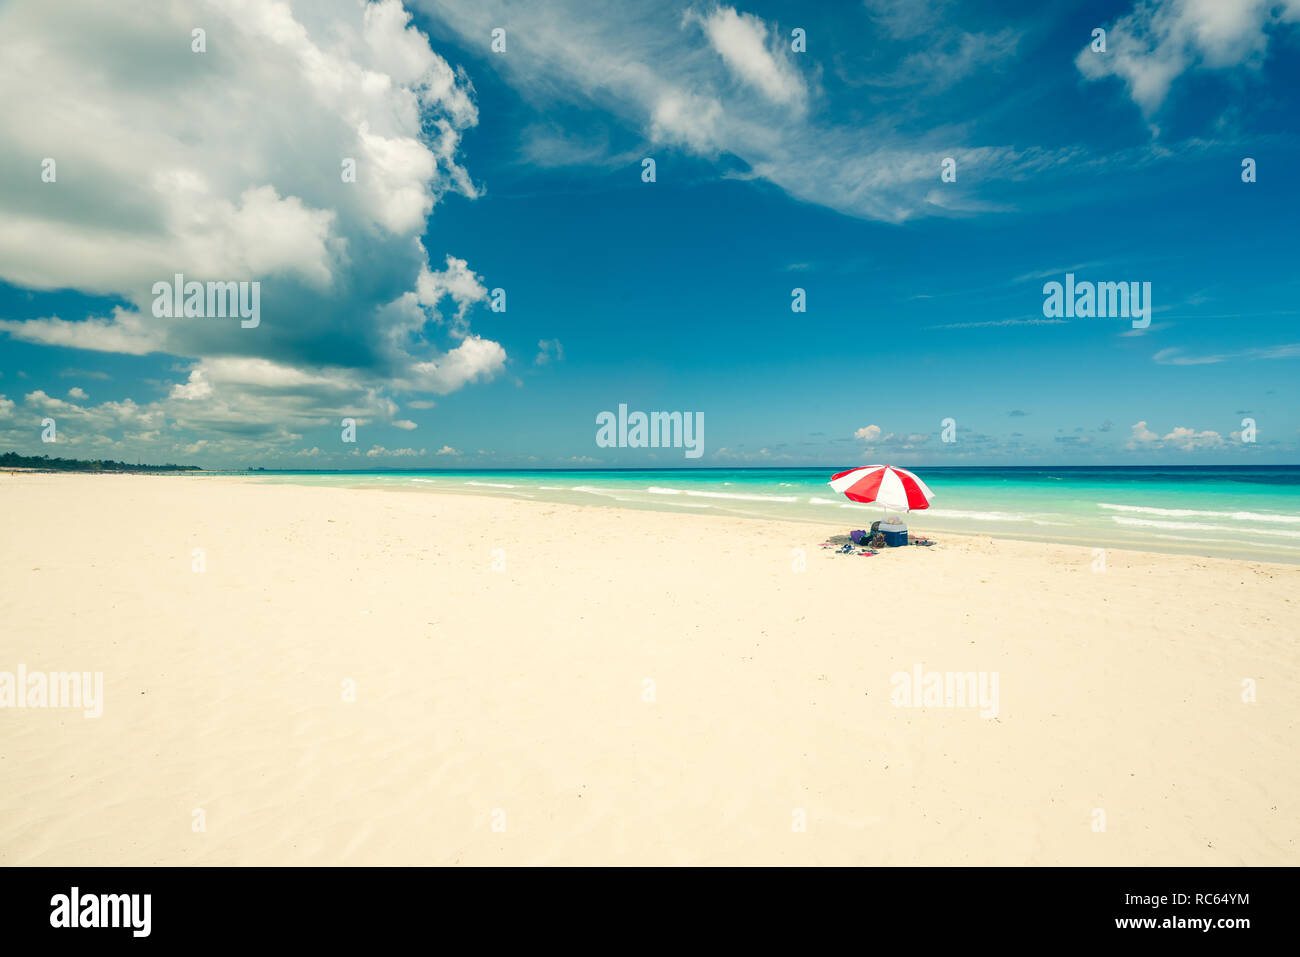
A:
878,517,908,547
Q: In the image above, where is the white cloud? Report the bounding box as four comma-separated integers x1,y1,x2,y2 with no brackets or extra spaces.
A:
690,6,807,108
416,254,489,338
435,445,460,455
649,90,725,153
1076,0,1300,115
930,317,1067,330
67,387,88,400
535,338,564,365
1127,420,1224,451
8,391,165,448
864,0,950,39
0,0,520,464
24,390,79,414
1154,343,1300,365
850,424,932,451
0,308,163,356
404,335,508,394
413,0,1060,223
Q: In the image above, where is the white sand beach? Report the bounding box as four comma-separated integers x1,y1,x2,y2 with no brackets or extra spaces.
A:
1,472,1297,865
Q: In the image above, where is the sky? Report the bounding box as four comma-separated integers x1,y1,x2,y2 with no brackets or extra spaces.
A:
1,0,1298,468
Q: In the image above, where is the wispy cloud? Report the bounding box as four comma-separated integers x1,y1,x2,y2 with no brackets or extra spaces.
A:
1153,343,1300,365
415,0,1078,223
928,317,1067,330
1011,262,1104,284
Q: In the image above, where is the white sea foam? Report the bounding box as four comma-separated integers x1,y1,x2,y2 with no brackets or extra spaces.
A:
571,485,618,496
702,491,792,503
925,508,1031,522
812,500,1033,521
1098,503,1300,524
465,481,515,488
1141,532,1300,552
647,487,797,503
1111,517,1300,538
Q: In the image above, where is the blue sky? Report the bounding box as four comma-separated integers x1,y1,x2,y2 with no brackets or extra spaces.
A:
1,0,1298,467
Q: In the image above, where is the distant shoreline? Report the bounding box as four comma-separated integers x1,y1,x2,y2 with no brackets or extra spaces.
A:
0,452,202,474
6,457,1300,475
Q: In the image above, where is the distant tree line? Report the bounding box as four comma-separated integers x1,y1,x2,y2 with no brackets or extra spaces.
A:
0,451,201,472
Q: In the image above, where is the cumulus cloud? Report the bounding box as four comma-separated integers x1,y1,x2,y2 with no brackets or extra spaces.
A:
0,391,166,451
1127,420,1224,451
416,255,490,339
0,0,513,463
849,425,931,450
1077,0,1300,115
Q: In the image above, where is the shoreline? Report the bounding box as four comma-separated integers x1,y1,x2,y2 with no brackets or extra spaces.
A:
7,468,1300,566
205,470,1300,567
328,476,1300,571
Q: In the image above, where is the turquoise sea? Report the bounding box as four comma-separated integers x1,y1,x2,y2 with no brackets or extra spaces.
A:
238,466,1300,563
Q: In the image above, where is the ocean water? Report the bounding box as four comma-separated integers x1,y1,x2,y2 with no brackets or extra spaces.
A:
238,466,1300,563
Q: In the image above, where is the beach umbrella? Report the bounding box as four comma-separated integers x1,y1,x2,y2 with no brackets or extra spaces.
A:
829,464,934,512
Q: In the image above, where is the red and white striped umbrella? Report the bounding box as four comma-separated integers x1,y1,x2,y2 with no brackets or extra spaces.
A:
829,465,934,512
